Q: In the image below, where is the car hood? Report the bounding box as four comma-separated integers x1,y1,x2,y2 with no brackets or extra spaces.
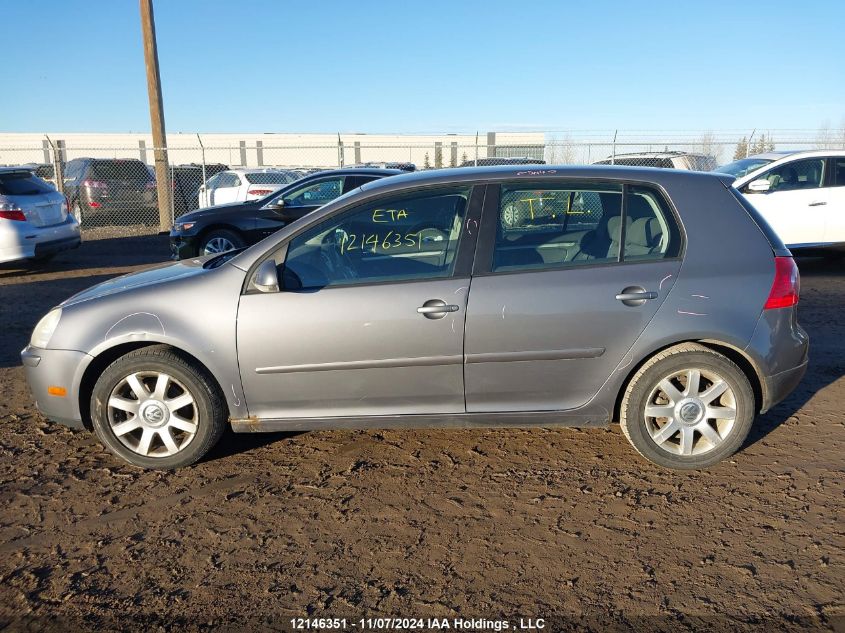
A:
61,258,210,307
179,200,262,222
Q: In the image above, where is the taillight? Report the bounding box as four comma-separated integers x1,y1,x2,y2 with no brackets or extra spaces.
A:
0,201,25,221
248,188,273,196
764,256,799,310
82,179,106,189
0,209,26,221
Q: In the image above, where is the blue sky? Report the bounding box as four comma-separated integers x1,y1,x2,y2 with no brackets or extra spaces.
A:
3,0,843,133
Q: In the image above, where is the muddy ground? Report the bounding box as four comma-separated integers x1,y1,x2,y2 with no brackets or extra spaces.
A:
0,236,842,632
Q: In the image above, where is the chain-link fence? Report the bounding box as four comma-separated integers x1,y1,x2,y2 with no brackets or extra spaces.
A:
0,129,842,235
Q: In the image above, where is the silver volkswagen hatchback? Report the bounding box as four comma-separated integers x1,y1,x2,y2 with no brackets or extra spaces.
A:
21,166,808,470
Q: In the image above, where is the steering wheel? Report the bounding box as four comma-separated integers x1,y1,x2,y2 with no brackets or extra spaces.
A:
321,231,357,281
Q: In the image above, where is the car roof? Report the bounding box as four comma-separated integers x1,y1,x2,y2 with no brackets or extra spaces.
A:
0,166,37,174
598,151,712,159
224,167,299,174
358,164,736,192
222,167,402,177
303,167,405,177
746,149,844,160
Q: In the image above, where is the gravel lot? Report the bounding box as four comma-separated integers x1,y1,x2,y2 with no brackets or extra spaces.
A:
0,236,842,632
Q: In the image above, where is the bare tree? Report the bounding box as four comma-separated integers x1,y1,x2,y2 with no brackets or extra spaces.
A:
698,131,721,163
546,133,576,164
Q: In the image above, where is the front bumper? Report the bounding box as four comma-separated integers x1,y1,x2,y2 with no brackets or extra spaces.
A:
169,233,201,260
21,345,92,430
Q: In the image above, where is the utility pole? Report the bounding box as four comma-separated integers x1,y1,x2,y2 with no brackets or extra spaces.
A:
139,0,171,232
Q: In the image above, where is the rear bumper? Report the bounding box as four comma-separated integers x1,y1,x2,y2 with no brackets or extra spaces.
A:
763,360,808,411
34,235,82,258
0,217,81,263
745,306,809,413
21,345,90,430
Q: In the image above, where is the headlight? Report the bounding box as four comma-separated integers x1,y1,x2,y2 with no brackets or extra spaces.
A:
174,221,196,232
31,308,62,349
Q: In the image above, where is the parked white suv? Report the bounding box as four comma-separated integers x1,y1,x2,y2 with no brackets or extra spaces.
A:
197,168,299,208
729,150,845,257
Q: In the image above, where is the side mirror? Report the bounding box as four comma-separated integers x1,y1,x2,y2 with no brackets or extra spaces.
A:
747,179,771,193
253,259,279,293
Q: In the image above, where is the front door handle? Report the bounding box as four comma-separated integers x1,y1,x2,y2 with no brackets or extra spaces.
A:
417,299,459,319
616,287,658,307
808,201,827,207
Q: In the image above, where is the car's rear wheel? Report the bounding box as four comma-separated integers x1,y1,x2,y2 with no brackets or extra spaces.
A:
91,345,226,469
200,229,244,255
620,343,755,470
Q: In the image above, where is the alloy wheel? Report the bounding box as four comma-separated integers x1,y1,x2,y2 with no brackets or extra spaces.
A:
202,237,235,254
106,371,198,457
644,368,737,456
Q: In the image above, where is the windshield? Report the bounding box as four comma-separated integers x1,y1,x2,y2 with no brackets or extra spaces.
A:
714,158,774,178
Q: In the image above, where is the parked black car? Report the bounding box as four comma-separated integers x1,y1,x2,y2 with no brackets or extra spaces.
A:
169,168,401,259
64,158,157,226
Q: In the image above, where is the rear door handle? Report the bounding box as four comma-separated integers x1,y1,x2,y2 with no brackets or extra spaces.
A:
616,291,658,301
808,201,827,207
417,299,459,319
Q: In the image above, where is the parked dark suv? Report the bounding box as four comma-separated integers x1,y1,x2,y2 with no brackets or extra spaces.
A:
170,168,401,259
64,158,157,226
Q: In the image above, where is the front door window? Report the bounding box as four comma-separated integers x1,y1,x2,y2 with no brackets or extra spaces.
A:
283,187,470,289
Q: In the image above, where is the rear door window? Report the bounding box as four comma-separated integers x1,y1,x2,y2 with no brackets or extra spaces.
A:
491,182,680,272
493,184,622,271
0,172,55,195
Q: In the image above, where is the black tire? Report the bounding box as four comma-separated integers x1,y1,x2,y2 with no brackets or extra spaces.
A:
90,345,227,469
199,229,245,256
620,343,755,470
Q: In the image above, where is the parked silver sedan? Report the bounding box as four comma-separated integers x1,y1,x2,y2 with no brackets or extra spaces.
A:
22,166,808,470
0,167,81,264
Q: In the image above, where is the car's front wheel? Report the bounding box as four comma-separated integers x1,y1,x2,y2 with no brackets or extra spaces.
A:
91,345,226,469
199,229,244,256
620,343,755,470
